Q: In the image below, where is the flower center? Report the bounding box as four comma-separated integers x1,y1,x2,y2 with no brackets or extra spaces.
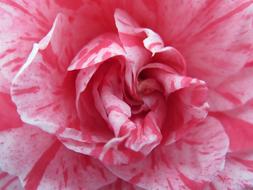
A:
59,11,209,165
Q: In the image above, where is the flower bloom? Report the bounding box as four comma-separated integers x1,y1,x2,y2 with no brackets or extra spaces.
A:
1,0,253,189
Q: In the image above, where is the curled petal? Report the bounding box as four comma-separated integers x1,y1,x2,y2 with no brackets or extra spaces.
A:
68,33,125,71
139,64,209,144
114,9,158,95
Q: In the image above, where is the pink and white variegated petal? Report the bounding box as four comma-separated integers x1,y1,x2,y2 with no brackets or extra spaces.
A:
68,33,125,71
163,80,209,145
173,1,253,89
0,125,56,186
0,0,53,93
0,0,117,93
155,0,253,89
108,117,229,189
210,153,253,190
0,171,23,190
99,179,144,190
0,125,116,190
152,47,187,75
75,65,99,116
11,14,80,134
113,9,151,95
209,67,253,111
35,144,116,190
114,8,164,55
165,117,229,182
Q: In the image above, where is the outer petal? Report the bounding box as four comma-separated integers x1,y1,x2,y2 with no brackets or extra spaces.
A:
158,0,253,85
0,171,23,190
108,117,229,189
150,1,253,111
11,14,80,134
226,99,253,125
208,67,253,111
0,0,53,93
211,109,253,153
169,1,253,111
0,125,116,190
211,153,253,189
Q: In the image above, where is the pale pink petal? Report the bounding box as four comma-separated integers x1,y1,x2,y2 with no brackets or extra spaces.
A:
211,153,253,190
0,126,116,189
0,171,23,190
11,14,80,134
108,117,229,189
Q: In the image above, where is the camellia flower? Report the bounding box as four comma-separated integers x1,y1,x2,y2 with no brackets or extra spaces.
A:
0,0,253,189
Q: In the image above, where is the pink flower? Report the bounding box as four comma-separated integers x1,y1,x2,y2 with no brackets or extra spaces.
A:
0,0,253,189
